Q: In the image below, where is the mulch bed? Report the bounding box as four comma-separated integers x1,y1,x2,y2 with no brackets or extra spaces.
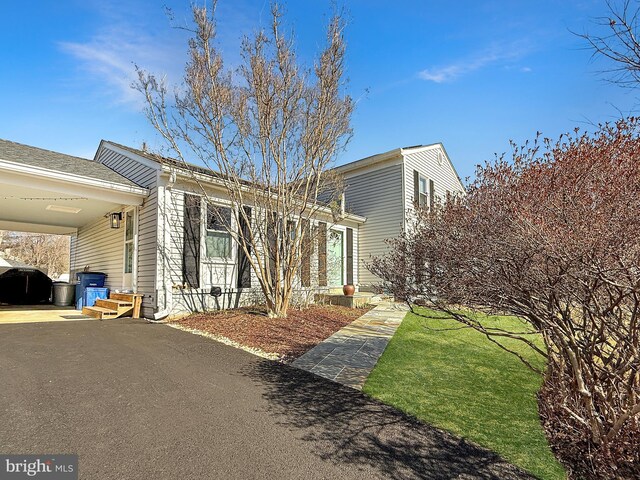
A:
171,304,372,362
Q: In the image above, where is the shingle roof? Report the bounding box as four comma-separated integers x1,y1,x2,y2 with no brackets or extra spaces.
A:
103,140,364,217
0,138,139,187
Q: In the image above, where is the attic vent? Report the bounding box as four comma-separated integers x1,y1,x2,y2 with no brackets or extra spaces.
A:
437,151,443,165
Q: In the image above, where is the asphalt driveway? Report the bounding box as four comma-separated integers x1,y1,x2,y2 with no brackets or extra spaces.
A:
0,319,533,479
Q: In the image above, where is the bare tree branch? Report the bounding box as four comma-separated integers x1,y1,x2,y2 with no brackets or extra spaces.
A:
370,118,640,476
135,1,352,317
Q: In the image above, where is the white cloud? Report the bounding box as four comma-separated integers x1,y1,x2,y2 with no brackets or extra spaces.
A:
418,43,529,83
59,1,260,108
59,25,185,108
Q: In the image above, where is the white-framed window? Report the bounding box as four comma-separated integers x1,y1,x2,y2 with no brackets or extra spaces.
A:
206,204,232,258
418,175,429,208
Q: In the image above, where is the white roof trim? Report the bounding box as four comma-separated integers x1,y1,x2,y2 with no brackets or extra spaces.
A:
0,159,148,206
0,159,148,196
334,148,403,174
159,167,367,224
0,220,78,235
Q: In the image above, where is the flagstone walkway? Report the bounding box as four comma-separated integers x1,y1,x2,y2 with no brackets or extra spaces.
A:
292,301,409,389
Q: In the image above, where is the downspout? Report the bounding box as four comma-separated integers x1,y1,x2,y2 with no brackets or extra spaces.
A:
151,171,176,321
400,156,406,231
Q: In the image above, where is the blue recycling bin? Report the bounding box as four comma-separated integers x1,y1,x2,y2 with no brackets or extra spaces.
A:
75,272,107,309
84,287,109,308
76,272,106,288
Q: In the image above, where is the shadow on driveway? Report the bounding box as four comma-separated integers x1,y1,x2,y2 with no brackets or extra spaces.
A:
1,319,535,479
244,361,535,480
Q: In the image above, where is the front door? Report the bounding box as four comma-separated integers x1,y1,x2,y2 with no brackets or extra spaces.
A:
122,208,137,290
327,229,344,287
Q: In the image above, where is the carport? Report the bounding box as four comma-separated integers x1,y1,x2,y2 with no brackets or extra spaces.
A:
0,139,148,321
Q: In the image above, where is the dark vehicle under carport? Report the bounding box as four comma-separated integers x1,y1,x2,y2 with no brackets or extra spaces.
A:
0,267,52,305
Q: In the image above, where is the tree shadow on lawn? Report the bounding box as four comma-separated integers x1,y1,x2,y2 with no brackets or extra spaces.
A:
244,360,537,480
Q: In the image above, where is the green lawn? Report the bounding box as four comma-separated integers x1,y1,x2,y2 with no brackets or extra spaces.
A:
363,308,566,480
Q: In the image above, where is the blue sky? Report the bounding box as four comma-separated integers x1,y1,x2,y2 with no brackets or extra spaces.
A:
0,0,636,181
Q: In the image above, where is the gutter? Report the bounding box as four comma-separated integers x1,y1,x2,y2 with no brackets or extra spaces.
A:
159,167,367,225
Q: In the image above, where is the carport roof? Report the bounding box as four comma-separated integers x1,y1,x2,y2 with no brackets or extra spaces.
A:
0,139,138,187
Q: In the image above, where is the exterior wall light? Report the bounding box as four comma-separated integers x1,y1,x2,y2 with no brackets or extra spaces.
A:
110,212,122,229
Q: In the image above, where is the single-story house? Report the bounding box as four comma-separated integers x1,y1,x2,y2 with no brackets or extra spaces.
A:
0,138,464,318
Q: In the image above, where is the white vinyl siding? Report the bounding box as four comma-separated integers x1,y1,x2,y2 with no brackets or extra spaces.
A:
403,146,465,213
155,180,360,315
95,146,160,317
135,186,158,317
343,162,404,287
69,216,124,291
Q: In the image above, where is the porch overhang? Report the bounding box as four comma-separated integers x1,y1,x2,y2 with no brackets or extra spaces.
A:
0,160,148,235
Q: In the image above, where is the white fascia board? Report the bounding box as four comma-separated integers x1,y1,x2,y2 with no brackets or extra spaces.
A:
0,220,77,235
161,164,227,188
311,209,366,226
0,160,149,205
334,149,403,176
339,213,367,226
160,167,367,224
399,143,441,155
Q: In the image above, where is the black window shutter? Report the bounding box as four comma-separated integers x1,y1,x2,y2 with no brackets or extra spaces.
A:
346,227,354,285
429,179,435,208
413,170,419,207
266,212,278,282
237,206,252,288
182,194,201,288
318,222,327,287
300,219,311,287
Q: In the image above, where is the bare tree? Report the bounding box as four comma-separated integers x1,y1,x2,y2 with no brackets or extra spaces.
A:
136,2,352,318
579,0,640,87
370,119,640,479
3,233,70,278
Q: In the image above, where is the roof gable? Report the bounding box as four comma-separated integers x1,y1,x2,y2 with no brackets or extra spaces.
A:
402,143,465,191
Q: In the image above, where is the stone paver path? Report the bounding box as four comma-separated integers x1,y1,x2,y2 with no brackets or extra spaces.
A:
292,301,408,389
